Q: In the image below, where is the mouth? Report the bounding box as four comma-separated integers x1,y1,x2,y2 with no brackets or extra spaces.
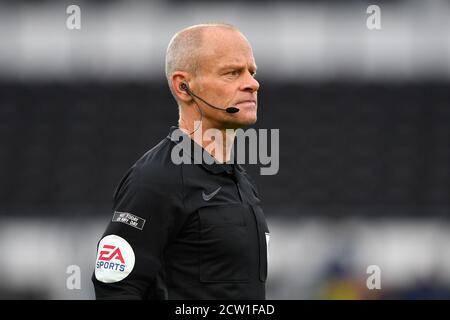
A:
235,99,257,108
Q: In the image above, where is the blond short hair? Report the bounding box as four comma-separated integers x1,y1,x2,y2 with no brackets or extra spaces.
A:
165,23,240,100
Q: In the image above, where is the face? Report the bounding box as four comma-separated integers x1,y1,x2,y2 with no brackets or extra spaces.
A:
191,28,260,129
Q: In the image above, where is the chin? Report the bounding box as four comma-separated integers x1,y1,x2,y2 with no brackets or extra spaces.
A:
220,110,257,129
240,111,257,125
243,116,257,126
230,115,257,128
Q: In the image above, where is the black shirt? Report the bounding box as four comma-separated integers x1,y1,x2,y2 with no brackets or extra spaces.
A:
92,126,270,299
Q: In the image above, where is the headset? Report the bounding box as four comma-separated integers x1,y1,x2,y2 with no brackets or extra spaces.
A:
179,81,240,114
178,81,241,135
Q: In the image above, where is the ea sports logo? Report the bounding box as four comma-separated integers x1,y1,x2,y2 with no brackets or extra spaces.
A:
95,235,135,283
97,244,126,272
98,245,125,263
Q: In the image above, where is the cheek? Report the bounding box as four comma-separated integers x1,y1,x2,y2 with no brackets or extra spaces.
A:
214,87,238,106
199,80,231,98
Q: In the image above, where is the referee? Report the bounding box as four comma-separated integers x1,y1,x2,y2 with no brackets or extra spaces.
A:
92,23,270,299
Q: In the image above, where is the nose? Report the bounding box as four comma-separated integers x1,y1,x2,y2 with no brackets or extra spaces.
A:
241,71,260,93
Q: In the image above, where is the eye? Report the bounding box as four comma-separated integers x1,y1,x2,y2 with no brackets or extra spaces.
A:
228,70,240,76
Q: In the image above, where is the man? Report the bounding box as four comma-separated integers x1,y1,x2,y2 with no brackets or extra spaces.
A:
92,23,269,299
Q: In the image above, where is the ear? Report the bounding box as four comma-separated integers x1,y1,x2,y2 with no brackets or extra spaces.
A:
171,72,192,103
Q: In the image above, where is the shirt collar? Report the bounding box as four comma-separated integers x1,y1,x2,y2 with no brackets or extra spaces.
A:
167,125,246,175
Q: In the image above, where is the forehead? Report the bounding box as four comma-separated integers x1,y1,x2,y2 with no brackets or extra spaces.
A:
199,28,256,69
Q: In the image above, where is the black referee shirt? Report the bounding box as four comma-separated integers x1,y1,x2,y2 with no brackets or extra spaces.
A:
92,126,270,299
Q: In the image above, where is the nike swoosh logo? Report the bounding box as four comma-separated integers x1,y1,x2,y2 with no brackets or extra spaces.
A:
202,187,222,201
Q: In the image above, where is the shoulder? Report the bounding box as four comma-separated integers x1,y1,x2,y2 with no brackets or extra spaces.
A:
136,137,182,185
113,137,182,201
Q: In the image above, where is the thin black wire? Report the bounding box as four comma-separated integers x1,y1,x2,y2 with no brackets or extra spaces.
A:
185,96,203,136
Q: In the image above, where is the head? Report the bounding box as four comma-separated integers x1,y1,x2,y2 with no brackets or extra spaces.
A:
165,23,259,130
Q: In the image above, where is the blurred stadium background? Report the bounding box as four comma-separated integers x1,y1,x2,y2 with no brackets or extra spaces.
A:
1,0,450,299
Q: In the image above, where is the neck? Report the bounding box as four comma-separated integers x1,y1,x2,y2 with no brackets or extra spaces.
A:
179,119,236,163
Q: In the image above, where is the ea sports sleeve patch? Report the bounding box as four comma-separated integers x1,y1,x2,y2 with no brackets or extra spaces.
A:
95,235,136,283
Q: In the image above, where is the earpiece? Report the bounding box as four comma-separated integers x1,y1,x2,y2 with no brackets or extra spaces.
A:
179,81,189,92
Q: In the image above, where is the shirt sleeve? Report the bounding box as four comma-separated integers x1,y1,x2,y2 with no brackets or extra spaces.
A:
92,162,185,300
